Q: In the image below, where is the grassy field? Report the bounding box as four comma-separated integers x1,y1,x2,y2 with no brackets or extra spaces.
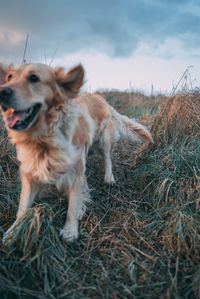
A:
0,90,199,299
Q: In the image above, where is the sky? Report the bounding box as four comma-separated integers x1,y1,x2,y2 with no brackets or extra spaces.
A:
0,0,200,93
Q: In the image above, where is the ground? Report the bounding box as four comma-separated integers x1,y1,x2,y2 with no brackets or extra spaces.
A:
0,90,199,299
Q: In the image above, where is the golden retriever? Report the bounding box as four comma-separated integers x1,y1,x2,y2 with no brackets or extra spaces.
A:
0,63,153,242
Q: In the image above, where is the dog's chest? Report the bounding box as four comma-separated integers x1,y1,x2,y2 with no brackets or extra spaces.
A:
17,138,79,184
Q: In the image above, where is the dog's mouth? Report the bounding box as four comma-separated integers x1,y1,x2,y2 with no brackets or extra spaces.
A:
1,103,42,131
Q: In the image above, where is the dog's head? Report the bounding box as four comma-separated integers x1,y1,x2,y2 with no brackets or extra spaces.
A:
0,63,84,131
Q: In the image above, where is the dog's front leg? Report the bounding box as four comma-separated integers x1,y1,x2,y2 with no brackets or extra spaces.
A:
3,174,39,242
60,175,89,242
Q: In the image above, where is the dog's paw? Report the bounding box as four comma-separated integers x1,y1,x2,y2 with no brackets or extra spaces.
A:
60,223,78,242
104,173,116,185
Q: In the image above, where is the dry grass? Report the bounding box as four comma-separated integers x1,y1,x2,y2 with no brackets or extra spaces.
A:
98,90,166,119
0,91,200,299
152,91,200,145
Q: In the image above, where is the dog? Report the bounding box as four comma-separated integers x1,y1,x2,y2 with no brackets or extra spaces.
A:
0,62,153,242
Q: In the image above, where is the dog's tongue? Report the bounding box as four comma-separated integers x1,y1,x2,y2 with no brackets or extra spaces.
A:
6,108,27,128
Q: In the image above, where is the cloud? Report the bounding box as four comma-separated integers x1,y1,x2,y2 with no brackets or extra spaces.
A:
0,0,200,63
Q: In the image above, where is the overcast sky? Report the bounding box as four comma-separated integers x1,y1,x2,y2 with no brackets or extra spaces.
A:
0,0,200,93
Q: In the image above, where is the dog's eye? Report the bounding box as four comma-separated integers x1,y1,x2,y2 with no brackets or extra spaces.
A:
7,74,13,81
28,74,40,83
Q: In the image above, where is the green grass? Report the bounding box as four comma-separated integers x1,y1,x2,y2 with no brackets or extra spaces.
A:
0,91,199,298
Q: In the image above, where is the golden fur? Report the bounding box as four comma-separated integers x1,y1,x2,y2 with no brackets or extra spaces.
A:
0,62,153,242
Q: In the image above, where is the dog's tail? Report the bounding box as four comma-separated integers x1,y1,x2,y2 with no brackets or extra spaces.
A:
110,107,153,144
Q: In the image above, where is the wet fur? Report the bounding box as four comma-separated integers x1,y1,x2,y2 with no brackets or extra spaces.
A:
0,63,153,242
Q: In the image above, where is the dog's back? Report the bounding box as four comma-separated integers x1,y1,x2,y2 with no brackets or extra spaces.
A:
74,93,153,145
75,93,111,123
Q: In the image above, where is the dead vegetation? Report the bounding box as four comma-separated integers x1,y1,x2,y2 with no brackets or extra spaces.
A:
0,90,199,299
152,91,200,145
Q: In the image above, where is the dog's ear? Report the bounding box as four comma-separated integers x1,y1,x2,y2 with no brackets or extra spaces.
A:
55,64,84,98
0,64,12,85
0,64,8,85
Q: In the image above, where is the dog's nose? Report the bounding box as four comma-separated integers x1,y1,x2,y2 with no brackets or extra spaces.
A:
0,87,13,101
